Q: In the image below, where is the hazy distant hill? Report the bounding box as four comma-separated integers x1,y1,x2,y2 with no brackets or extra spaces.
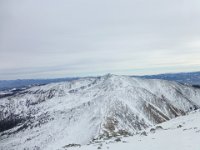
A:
137,71,200,86
0,78,78,91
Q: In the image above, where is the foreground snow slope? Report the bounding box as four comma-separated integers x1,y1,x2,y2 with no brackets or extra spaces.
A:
74,110,200,150
0,74,200,150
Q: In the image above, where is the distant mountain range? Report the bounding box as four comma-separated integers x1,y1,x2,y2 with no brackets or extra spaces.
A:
0,71,200,91
0,78,79,91
139,71,200,85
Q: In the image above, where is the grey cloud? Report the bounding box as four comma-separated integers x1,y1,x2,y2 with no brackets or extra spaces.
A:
0,0,200,79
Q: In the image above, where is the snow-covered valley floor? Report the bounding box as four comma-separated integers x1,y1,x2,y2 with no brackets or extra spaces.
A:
70,110,200,150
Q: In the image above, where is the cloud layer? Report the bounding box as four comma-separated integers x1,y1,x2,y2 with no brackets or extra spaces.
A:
1,0,200,79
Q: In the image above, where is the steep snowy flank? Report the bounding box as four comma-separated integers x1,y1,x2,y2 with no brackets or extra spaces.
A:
76,109,200,150
0,74,200,150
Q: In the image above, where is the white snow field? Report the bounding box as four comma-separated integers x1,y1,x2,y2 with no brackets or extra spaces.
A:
75,110,200,150
0,74,200,150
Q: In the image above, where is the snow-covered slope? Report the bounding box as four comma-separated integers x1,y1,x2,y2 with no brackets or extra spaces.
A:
0,74,200,150
77,109,200,150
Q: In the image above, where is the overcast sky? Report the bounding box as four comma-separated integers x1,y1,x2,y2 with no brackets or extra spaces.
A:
1,0,200,80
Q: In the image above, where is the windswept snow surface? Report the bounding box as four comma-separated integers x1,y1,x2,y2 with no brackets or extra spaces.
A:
76,110,200,150
0,74,200,150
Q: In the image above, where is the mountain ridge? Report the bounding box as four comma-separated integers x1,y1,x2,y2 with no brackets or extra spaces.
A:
1,71,200,91
0,74,200,150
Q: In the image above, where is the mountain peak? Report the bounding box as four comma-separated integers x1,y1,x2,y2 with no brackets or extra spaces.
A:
103,73,117,78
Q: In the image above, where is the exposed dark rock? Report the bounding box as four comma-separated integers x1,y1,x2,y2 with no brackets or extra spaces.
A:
177,125,183,128
140,131,147,136
63,144,81,148
115,138,121,142
150,128,156,133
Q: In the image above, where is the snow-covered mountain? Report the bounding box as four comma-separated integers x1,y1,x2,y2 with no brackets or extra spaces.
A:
0,74,200,150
